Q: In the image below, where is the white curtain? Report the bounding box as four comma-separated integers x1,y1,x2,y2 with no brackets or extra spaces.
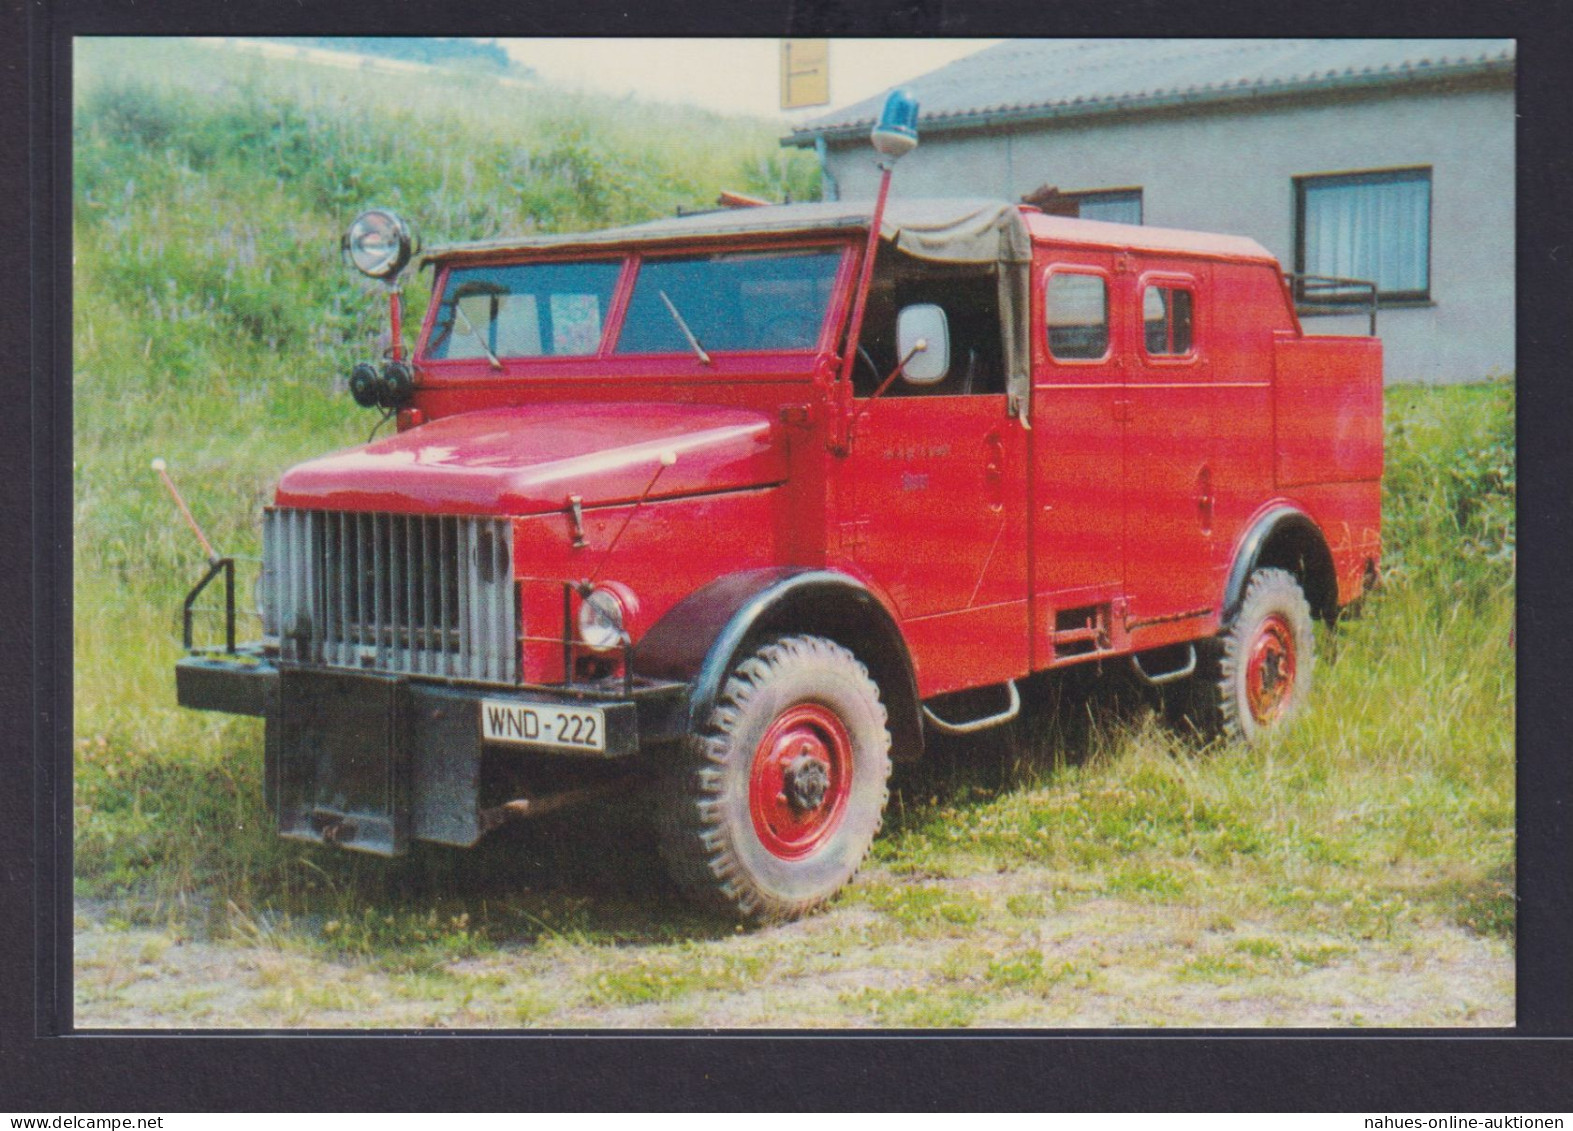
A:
1303,174,1429,294
1078,194,1143,225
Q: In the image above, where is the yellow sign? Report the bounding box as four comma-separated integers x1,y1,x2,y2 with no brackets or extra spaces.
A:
781,39,829,110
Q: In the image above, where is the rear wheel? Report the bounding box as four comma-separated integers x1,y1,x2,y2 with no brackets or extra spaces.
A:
657,635,892,924
1212,567,1315,743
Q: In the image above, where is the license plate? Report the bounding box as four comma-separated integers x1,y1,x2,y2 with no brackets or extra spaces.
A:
481,699,607,753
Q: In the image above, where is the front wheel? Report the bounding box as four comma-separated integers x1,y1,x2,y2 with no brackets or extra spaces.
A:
1212,567,1315,744
656,635,892,924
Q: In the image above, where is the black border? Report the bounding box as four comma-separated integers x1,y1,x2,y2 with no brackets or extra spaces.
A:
12,0,1573,1111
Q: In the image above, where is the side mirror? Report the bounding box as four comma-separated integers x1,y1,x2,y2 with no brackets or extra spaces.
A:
897,304,950,386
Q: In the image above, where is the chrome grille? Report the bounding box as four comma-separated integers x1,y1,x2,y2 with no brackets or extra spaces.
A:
263,508,517,684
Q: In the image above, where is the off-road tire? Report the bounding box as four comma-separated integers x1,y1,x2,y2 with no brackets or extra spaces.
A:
656,635,892,924
1208,567,1315,744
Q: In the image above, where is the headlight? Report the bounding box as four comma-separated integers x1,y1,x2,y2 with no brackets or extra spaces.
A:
577,585,634,652
342,208,415,280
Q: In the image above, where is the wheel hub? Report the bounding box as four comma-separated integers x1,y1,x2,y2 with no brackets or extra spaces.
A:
748,704,853,860
1245,613,1297,724
783,750,831,812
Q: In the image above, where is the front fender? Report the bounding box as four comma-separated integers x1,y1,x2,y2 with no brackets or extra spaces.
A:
632,568,925,761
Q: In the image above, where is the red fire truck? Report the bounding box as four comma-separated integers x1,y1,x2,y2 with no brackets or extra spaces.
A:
173,95,1381,922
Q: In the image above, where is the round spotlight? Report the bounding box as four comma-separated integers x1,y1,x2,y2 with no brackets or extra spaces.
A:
342,209,416,280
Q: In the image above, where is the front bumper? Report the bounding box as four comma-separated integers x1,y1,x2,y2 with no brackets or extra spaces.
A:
176,654,679,856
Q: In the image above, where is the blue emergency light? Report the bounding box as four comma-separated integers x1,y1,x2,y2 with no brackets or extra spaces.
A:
870,88,920,160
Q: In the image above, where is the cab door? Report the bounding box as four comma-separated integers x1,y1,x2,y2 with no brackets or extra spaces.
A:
841,370,1029,699
1030,251,1129,668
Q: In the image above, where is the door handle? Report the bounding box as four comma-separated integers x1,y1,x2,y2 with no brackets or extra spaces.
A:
1112,398,1133,422
984,433,1005,480
1196,465,1214,534
984,432,1006,512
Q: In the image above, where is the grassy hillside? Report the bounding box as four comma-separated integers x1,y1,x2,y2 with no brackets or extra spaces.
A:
73,35,818,756
71,39,1514,1027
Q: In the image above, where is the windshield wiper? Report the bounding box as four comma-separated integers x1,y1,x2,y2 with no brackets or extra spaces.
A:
453,304,504,371
659,290,712,366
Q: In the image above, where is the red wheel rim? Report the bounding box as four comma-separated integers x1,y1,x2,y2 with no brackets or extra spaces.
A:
748,703,853,860
1245,613,1298,724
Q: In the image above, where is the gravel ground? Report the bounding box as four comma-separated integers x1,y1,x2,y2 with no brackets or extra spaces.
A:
73,865,1514,1030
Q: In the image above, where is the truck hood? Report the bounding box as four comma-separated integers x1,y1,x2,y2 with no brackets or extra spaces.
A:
273,402,785,516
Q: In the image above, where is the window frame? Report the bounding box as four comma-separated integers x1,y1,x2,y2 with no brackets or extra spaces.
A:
419,258,627,364
1042,266,1114,365
612,244,847,359
1136,273,1200,368
1067,187,1144,225
1293,166,1433,306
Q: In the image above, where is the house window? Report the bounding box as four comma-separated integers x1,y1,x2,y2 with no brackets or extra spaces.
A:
1071,189,1143,225
1295,168,1431,302
1046,272,1109,361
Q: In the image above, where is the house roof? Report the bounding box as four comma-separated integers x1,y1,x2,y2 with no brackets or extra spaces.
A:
785,38,1515,147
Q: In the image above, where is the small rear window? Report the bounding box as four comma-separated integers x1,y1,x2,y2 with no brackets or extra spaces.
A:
1143,284,1194,357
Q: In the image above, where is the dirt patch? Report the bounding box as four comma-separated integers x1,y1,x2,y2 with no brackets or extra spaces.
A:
73,864,1513,1030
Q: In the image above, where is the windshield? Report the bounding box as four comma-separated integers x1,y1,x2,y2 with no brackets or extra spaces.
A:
615,248,841,356
425,261,622,361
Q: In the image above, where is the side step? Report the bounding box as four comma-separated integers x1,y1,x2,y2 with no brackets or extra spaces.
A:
921,679,1021,736
1129,644,1198,686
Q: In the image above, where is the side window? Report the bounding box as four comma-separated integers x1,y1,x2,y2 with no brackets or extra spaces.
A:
855,249,1005,397
1046,272,1109,361
1142,284,1194,357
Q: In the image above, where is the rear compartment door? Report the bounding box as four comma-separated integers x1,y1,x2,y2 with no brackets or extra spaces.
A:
1121,263,1219,642
1123,262,1273,644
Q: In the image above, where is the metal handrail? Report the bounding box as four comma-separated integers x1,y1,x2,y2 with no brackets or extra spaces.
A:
183,557,236,654
1285,272,1379,336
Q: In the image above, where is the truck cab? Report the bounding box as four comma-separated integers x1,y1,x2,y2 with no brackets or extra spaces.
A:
176,194,1381,924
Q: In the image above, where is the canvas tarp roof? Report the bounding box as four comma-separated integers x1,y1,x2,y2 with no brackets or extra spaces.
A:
422,198,1033,413
422,197,1032,268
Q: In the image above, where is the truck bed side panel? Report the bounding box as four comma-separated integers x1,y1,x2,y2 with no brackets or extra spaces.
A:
1273,334,1383,488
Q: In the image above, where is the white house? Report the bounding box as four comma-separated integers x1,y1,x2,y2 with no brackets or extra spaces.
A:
785,39,1515,383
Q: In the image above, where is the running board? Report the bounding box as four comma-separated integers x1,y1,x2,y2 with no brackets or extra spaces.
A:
921,679,1021,736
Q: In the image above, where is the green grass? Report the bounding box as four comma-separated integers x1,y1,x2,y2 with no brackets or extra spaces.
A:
868,379,1515,953
72,40,1514,1026
839,986,984,1028
71,36,820,943
585,950,768,1007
